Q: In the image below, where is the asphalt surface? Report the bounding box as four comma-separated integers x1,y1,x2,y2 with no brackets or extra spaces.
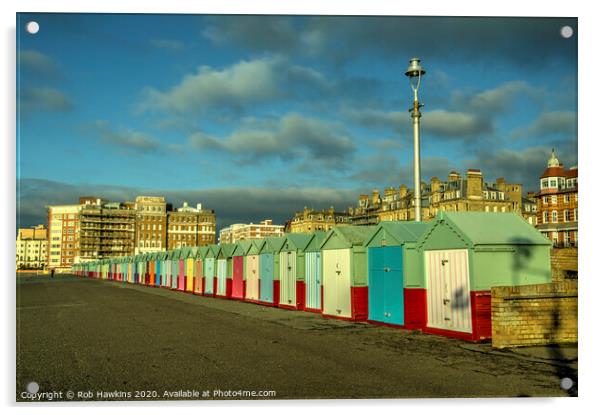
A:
16,273,577,401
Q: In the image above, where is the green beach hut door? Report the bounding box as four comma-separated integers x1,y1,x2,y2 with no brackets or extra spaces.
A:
425,249,472,333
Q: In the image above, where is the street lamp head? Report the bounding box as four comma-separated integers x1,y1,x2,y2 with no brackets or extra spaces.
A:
405,57,426,78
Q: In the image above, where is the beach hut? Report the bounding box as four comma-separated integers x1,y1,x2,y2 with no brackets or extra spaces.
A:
176,247,189,291
134,254,142,284
204,244,220,296
364,221,429,328
160,251,170,288
147,253,155,286
141,254,149,284
186,247,197,292
303,231,327,313
168,249,179,289
231,241,254,300
244,240,262,303
278,233,314,310
257,236,286,306
415,212,552,341
320,226,376,321
152,252,161,286
194,247,209,294
128,256,135,284
216,243,236,299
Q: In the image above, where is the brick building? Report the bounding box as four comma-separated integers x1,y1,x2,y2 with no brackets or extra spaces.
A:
47,196,217,267
289,207,350,233
47,204,80,272
350,169,519,225
16,224,48,270
134,196,168,254
535,150,578,247
167,202,216,249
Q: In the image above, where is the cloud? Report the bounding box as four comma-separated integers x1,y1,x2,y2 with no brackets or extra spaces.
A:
20,87,73,113
138,56,386,117
349,151,459,188
422,110,493,138
17,178,359,231
202,16,303,55
149,38,185,52
202,16,577,67
343,107,491,138
512,110,577,139
466,140,578,191
19,49,62,80
189,113,356,167
450,81,543,115
139,58,282,115
86,121,161,153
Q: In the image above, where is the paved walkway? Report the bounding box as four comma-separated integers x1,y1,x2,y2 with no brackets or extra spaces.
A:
16,274,577,400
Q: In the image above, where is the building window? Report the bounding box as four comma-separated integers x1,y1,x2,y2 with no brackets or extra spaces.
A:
542,179,548,188
501,206,506,212
551,195,557,205
564,194,570,203
493,206,498,212
543,212,548,223
574,208,578,221
564,210,570,222
552,210,558,223
564,231,571,246
543,196,548,204
552,231,559,244
550,179,557,187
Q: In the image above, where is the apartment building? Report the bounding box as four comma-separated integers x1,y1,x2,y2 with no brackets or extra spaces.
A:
290,207,350,233
166,202,216,249
16,224,48,270
535,150,578,247
47,204,80,272
78,197,136,261
134,196,167,254
350,169,518,225
219,219,284,244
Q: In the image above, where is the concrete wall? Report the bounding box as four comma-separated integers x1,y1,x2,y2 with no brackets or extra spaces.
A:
491,281,577,348
551,248,578,282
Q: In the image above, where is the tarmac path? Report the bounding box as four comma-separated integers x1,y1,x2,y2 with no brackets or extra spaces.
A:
16,274,575,401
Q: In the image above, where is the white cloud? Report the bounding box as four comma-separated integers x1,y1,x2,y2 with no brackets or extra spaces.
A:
139,58,282,114
189,113,356,166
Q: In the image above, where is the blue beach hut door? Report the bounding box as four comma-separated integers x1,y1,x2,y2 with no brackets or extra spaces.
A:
368,246,404,326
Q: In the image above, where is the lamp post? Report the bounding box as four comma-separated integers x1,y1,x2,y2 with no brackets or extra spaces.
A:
405,58,426,222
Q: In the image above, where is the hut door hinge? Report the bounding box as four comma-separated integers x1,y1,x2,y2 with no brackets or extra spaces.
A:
441,259,449,266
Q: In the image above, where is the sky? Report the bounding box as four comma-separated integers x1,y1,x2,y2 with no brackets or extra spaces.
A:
16,13,578,230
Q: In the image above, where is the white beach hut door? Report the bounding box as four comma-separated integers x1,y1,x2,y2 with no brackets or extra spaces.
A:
279,251,296,306
425,249,472,333
335,249,352,318
216,259,227,296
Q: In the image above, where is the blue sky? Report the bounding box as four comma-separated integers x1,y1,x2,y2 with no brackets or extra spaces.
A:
16,13,577,229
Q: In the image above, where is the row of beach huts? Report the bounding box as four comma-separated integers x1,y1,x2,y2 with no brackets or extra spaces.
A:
72,212,553,341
